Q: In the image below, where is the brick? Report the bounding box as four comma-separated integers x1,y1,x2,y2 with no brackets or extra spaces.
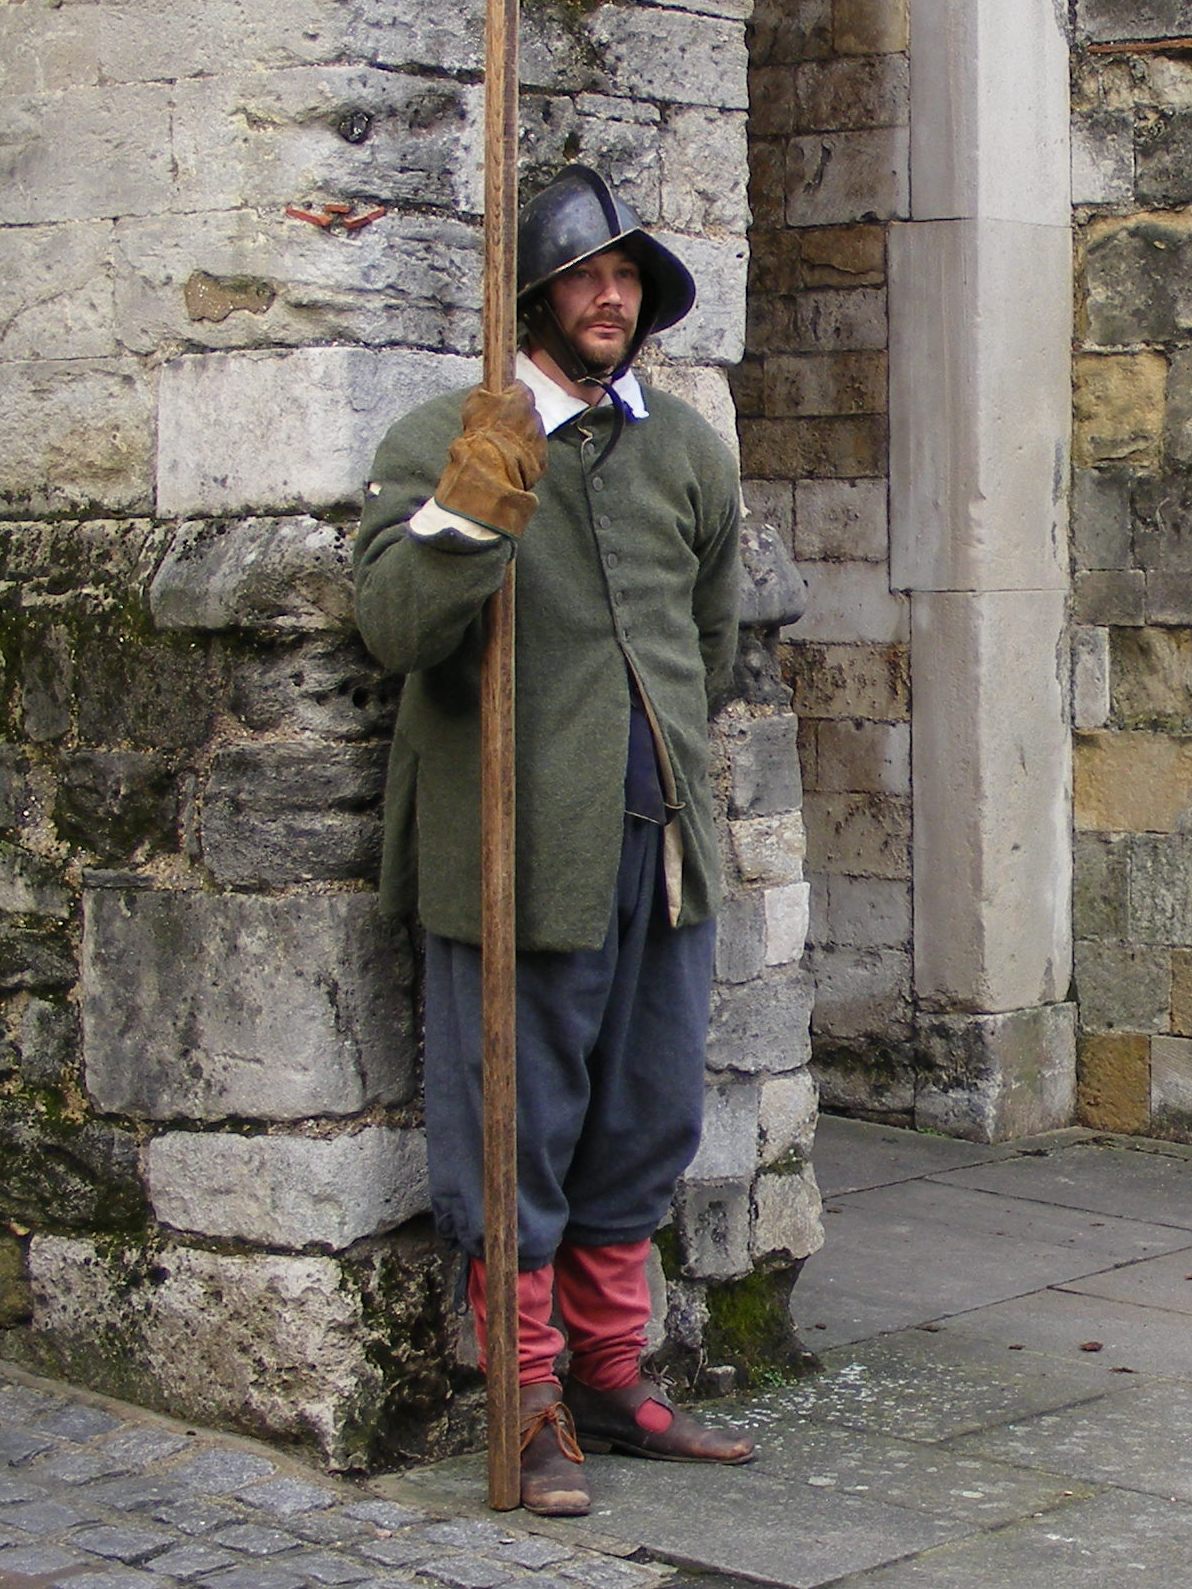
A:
795,286,888,350
749,65,797,137
795,54,909,131
676,1182,751,1279
808,944,911,1038
785,642,910,720
834,0,909,53
725,714,802,817
786,129,909,226
748,138,787,228
1151,1035,1192,1124
753,1166,824,1261
758,1069,819,1164
1073,832,1129,941
728,811,806,885
794,477,888,561
1074,941,1170,1033
799,224,886,287
1073,352,1167,471
1077,1032,1151,1133
707,964,814,1074
1074,730,1192,833
803,792,910,878
815,719,909,793
747,229,804,297
763,351,887,417
1072,626,1110,731
764,881,811,965
826,875,911,948
914,1004,1077,1143
1111,628,1192,731
685,1082,760,1180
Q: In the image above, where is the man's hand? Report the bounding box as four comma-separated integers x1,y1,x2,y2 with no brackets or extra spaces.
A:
434,382,548,539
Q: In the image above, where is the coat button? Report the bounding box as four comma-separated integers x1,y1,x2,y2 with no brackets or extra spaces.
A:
598,514,611,529
592,477,604,491
606,552,619,569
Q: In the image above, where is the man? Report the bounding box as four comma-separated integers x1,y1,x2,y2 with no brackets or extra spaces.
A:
354,165,753,1515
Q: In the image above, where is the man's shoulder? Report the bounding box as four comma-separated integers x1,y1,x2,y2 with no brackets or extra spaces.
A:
636,382,739,473
368,385,469,479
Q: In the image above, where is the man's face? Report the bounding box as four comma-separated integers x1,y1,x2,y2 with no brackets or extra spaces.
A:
546,247,643,373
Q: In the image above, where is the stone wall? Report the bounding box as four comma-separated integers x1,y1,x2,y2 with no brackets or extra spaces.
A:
0,0,821,1467
1071,4,1192,1139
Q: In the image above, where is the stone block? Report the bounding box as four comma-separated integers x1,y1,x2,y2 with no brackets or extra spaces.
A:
0,359,154,516
0,221,115,360
1073,832,1129,941
815,720,910,794
0,925,75,993
201,743,385,886
795,286,889,351
786,129,909,226
1137,109,1192,209
228,638,400,743
834,0,909,53
147,1126,429,1250
914,1003,1077,1143
786,642,910,721
909,0,1069,227
1147,573,1192,626
1074,940,1170,1033
76,631,216,752
1172,951,1192,1035
1073,352,1167,471
788,562,907,645
813,1045,915,1119
585,8,747,110
654,235,748,367
826,875,912,948
725,714,802,818
714,893,766,985
1072,112,1135,207
765,881,811,966
749,65,797,137
796,54,908,132
1084,211,1192,350
1127,834,1192,945
1076,1032,1151,1133
1151,1036,1192,1126
795,478,888,562
758,1069,819,1165
740,415,887,481
0,1108,145,1232
912,591,1071,1014
82,890,416,1121
803,792,910,878
752,1165,824,1262
800,224,887,288
707,964,814,1075
347,0,484,74
0,748,31,833
0,845,69,920
1111,628,1192,732
18,998,78,1090
676,1182,751,1279
1134,472,1192,576
685,1082,760,1181
752,0,833,65
661,107,750,233
157,346,478,518
1166,349,1192,469
1075,730,1192,833
151,518,354,634
764,351,888,418
808,944,911,1038
1073,626,1111,731
1071,468,1131,571
55,752,177,862
17,622,72,744
890,220,1070,593
1077,1,1190,41
0,1234,31,1328
743,479,794,547
728,810,806,886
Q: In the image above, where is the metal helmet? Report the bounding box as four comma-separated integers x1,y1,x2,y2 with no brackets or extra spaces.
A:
517,164,696,379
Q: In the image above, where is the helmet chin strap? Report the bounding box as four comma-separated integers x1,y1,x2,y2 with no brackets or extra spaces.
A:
522,296,630,469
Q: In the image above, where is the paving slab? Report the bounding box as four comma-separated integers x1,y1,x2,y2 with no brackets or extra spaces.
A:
843,1487,1192,1587
811,1115,1011,1196
1055,1244,1192,1313
931,1140,1192,1229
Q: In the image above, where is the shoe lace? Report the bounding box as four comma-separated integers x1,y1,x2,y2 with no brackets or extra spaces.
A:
519,1400,585,1464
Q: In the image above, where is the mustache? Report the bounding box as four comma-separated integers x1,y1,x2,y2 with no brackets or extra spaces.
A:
579,314,632,332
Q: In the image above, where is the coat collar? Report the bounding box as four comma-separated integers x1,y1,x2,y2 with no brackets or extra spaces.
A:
516,351,649,436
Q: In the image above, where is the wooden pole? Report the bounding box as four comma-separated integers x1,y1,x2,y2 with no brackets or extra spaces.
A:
481,0,521,1515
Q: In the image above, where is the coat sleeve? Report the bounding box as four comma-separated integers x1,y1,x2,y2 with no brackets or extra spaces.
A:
353,401,515,677
691,431,742,710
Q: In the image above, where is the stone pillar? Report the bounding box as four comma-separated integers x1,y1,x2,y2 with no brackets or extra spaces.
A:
889,0,1076,1137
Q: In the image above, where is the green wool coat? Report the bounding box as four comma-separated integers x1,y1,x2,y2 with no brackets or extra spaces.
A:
354,381,741,953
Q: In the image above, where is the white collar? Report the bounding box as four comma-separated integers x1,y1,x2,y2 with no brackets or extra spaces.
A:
515,350,649,436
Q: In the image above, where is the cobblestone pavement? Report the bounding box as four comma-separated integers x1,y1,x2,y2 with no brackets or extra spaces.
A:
0,1363,679,1589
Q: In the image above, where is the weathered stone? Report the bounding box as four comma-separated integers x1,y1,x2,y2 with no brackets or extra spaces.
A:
1073,626,1110,731
741,415,887,480
147,1127,429,1250
1072,111,1135,207
0,221,115,360
785,641,910,721
1127,835,1192,945
764,351,887,418
742,480,794,547
82,891,416,1121
200,743,385,886
1075,570,1146,626
1166,349,1192,471
76,631,216,752
1084,211,1192,348
801,224,886,289
914,1003,1077,1143
0,1109,145,1231
764,881,811,966
1137,109,1192,208
676,1182,751,1279
725,715,802,818
1147,572,1192,625
151,519,354,634
0,1233,31,1327
795,54,909,132
19,623,73,743
1076,1032,1151,1133
55,752,177,862
728,810,806,886
653,234,748,367
751,0,833,65
0,925,75,993
835,0,909,54
1077,0,1191,41
1111,628,1192,731
752,1165,824,1261
1134,472,1192,576
808,945,912,1039
826,875,912,949
814,720,910,794
18,998,78,1090
226,637,401,743
1072,468,1131,571
1073,352,1167,470
1075,730,1192,833
795,286,889,351
786,130,909,226
1173,950,1192,1036
0,517,166,595
0,844,69,919
736,517,808,628
813,1042,915,1119
749,66,797,138
1073,833,1129,941
803,792,910,878
585,7,747,110
684,1083,760,1182
714,893,766,985
758,1069,819,1165
660,107,750,232
0,748,31,833
1074,940,1170,1034
793,560,909,646
1151,1036,1192,1126
707,964,814,1074
794,477,888,562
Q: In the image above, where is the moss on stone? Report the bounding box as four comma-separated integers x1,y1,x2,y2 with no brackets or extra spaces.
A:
702,1268,821,1389
653,1224,682,1281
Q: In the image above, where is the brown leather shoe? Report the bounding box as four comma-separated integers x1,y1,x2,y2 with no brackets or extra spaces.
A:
563,1376,755,1465
519,1383,590,1516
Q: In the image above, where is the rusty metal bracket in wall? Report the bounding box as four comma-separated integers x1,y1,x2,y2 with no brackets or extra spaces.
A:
1087,37,1192,54
284,202,387,232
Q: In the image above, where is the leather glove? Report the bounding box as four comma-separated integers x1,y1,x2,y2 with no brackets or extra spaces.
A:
434,382,548,538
